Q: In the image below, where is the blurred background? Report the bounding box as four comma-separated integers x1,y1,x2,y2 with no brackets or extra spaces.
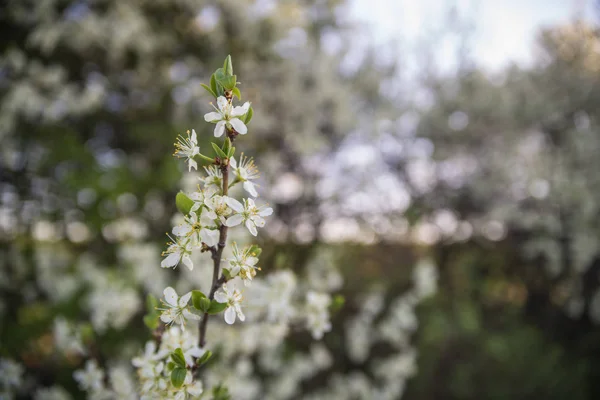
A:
2,0,600,398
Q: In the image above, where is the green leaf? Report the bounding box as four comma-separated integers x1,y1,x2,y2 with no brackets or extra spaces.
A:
210,74,218,96
197,350,212,365
171,348,186,368
175,192,194,215
207,300,228,314
214,68,226,81
201,83,216,98
222,268,232,280
243,106,253,124
143,314,159,330
171,367,187,388
146,294,158,314
232,87,241,100
218,75,237,91
330,294,345,313
223,55,233,75
211,142,228,159
166,362,176,371
192,290,211,312
228,146,236,158
222,137,231,155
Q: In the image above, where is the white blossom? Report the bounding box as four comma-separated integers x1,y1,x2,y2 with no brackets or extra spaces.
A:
53,317,86,356
161,234,194,270
230,155,259,197
200,165,223,195
172,209,219,248
158,287,200,328
173,129,200,171
204,194,233,224
204,96,250,137
305,291,332,340
226,243,260,286
214,281,245,324
224,198,273,236
73,360,105,393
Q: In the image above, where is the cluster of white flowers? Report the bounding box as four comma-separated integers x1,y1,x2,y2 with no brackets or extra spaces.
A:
0,358,24,399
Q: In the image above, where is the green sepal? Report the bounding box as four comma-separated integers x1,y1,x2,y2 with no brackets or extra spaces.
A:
211,142,228,159
171,367,187,388
243,106,253,124
232,87,241,100
201,83,216,98
197,350,212,366
223,55,233,75
207,300,228,314
196,153,216,166
247,244,262,258
171,348,186,368
175,192,194,215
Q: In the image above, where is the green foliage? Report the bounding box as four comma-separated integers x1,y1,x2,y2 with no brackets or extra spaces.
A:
192,290,210,313
207,300,228,314
171,348,186,368
143,295,160,330
170,367,187,388
175,192,195,215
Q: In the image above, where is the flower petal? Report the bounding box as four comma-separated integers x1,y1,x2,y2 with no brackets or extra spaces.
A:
225,214,243,227
172,224,190,237
214,291,228,303
246,220,258,236
182,255,194,271
229,118,247,134
188,159,198,171
214,120,226,138
161,253,180,269
202,228,219,247
229,157,237,168
225,197,244,212
191,129,197,143
217,96,228,111
179,292,192,306
231,102,250,117
163,287,178,307
204,112,221,122
259,207,273,217
243,181,258,197
224,307,236,324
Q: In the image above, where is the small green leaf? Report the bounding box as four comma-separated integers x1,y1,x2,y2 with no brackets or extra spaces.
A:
211,142,228,159
201,83,216,98
166,361,176,371
223,55,233,75
175,192,194,215
171,348,186,368
210,74,218,96
243,106,253,124
146,294,158,314
191,290,206,308
228,146,236,158
143,314,159,330
222,268,232,280
222,137,231,155
197,350,213,365
207,300,228,314
171,367,187,388
232,87,241,100
330,294,345,313
218,75,237,91
214,68,226,81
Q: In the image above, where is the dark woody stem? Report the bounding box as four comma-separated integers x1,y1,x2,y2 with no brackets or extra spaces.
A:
198,117,235,349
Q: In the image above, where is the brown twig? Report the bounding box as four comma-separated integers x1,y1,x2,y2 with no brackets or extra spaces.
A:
198,131,234,348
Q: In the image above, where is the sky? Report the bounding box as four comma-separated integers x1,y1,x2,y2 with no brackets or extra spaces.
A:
348,0,596,71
